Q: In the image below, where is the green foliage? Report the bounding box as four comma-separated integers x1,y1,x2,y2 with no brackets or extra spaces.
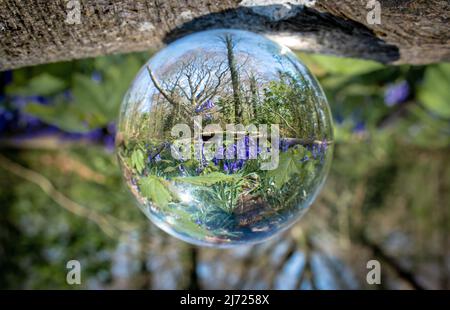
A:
198,179,246,213
418,63,450,118
298,53,384,76
267,146,313,189
14,54,143,131
259,73,325,138
138,175,172,208
130,148,145,174
25,99,91,132
6,73,67,96
173,172,239,186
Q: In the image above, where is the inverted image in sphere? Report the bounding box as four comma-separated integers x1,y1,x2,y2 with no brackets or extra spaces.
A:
117,29,333,247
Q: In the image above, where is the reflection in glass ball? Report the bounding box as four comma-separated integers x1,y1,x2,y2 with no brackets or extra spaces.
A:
117,29,333,247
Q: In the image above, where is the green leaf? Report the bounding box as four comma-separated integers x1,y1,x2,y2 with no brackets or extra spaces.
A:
163,166,178,173
7,73,66,96
72,74,107,116
267,147,313,189
298,53,384,76
131,149,145,174
138,176,172,208
173,172,238,186
168,208,211,237
418,63,450,118
70,57,142,125
24,101,89,132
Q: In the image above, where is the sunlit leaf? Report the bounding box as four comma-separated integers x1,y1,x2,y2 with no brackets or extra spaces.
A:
7,73,66,96
173,172,239,186
418,63,450,118
130,149,145,174
298,53,384,76
24,101,88,132
138,175,172,208
267,147,313,189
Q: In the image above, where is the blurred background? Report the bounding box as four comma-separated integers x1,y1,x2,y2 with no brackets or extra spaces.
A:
0,51,448,289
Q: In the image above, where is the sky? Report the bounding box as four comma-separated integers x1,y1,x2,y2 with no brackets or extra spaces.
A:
122,29,311,116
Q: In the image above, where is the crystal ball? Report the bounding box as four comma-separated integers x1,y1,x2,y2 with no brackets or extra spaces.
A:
117,29,333,247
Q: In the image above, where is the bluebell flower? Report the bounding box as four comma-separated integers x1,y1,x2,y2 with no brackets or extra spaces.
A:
353,121,366,133
280,139,289,152
10,96,28,108
85,128,104,141
384,81,410,106
104,135,115,152
107,122,116,134
320,139,328,152
29,95,49,105
63,132,84,140
223,161,230,173
206,100,214,109
91,71,102,83
311,146,318,159
212,157,220,166
195,99,215,113
3,110,14,121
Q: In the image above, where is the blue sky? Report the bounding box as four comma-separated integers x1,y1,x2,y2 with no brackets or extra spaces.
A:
122,29,310,116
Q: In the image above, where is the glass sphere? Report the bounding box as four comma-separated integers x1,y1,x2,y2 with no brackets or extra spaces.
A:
117,29,333,247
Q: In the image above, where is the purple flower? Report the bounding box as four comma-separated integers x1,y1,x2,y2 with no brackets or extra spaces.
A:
222,158,245,174
91,71,102,83
85,128,104,142
205,99,214,109
311,146,318,159
10,96,28,108
384,81,410,106
223,161,230,173
195,100,215,113
281,142,289,152
353,121,365,133
107,122,116,134
63,132,84,140
103,135,115,152
212,157,220,166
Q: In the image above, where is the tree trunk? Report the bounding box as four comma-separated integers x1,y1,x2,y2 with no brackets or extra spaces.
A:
249,75,258,120
224,34,242,122
0,0,449,71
